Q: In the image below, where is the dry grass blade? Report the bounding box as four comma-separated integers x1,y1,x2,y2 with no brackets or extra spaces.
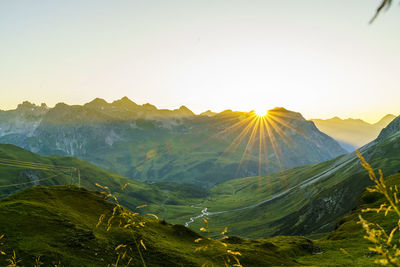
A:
145,213,159,220
115,244,127,251
194,220,243,267
7,250,21,267
121,183,129,191
95,183,109,190
34,256,43,267
140,240,146,250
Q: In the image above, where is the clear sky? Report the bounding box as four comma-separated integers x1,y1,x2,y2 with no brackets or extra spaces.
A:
0,0,399,123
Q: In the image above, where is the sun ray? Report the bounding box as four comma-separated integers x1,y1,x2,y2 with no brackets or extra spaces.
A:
215,118,259,169
260,117,270,172
258,117,263,175
193,113,257,151
222,115,258,154
265,116,294,148
183,108,298,186
268,112,306,137
263,116,287,184
236,116,260,176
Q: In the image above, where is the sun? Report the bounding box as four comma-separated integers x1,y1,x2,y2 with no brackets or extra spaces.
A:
254,108,267,117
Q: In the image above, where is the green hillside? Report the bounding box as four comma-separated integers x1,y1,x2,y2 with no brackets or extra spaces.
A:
0,143,162,205
0,185,319,266
297,172,400,266
0,143,207,217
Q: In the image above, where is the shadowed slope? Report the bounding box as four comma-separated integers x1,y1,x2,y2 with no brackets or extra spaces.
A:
0,186,318,266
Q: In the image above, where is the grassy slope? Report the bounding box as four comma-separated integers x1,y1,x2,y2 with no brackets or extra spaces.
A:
297,172,400,266
0,143,204,217
0,186,318,266
1,172,398,266
182,129,400,238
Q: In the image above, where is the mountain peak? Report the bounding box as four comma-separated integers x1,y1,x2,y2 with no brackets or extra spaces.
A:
112,97,138,108
120,96,133,103
85,98,108,107
54,102,70,108
268,107,288,112
331,116,342,121
15,101,48,114
142,103,157,110
16,101,37,110
200,110,216,117
375,114,396,127
267,107,305,121
177,105,194,115
163,105,194,117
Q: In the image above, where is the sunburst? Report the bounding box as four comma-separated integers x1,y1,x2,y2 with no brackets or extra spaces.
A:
209,108,296,181
253,109,267,117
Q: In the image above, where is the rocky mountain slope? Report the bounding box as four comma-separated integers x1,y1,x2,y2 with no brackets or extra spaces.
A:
0,98,346,187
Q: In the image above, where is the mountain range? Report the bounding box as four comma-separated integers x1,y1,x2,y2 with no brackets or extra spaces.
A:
0,98,346,187
311,114,396,151
1,99,399,239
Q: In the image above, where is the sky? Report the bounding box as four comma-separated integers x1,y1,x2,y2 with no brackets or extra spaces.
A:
0,0,399,123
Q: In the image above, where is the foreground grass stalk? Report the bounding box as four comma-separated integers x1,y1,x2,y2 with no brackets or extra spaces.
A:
357,151,400,266
96,183,152,267
133,236,147,267
195,219,243,267
7,250,21,267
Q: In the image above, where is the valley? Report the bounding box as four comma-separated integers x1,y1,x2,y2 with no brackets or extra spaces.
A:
1,1,399,265
0,109,399,266
1,102,399,240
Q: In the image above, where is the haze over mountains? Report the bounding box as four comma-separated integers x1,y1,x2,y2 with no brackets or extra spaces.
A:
312,114,396,151
0,97,346,187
